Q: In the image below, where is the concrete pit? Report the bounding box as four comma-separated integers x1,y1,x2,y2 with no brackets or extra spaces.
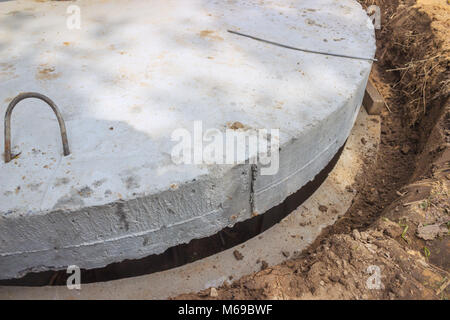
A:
0,0,376,282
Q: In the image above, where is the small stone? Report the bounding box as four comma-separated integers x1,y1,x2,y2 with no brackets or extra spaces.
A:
229,121,245,130
361,137,367,145
401,145,411,155
371,230,383,239
365,243,378,253
417,223,447,241
260,260,269,270
233,250,244,260
282,251,290,258
384,224,402,238
210,287,218,297
352,229,361,241
360,232,369,241
320,280,325,286
318,205,328,212
329,275,340,282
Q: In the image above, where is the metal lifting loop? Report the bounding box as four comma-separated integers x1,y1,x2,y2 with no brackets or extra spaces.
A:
4,92,70,163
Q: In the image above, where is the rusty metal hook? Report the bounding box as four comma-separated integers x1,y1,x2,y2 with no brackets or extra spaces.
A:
4,92,70,163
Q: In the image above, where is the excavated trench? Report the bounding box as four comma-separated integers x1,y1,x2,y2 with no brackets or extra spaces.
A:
316,0,449,236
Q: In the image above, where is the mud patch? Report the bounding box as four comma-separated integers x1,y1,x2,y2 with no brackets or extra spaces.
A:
78,186,93,198
199,30,223,41
36,65,60,81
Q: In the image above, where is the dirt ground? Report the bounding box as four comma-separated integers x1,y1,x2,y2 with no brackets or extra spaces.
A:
176,0,450,300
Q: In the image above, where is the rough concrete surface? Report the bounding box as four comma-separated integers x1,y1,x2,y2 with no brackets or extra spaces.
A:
0,108,380,299
0,0,375,279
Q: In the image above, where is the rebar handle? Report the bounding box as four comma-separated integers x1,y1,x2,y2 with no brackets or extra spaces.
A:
4,92,70,163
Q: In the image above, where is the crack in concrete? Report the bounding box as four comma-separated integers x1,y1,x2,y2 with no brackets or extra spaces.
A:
250,164,258,214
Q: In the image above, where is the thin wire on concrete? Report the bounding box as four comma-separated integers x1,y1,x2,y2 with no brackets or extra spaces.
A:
4,92,70,163
228,30,378,62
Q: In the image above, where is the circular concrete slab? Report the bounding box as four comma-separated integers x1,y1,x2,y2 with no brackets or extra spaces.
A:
0,108,381,298
0,0,375,279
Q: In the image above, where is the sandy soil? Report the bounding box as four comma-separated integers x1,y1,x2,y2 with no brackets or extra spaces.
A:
175,0,450,300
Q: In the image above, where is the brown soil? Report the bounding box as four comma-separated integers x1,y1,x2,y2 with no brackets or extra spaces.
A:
175,0,450,300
